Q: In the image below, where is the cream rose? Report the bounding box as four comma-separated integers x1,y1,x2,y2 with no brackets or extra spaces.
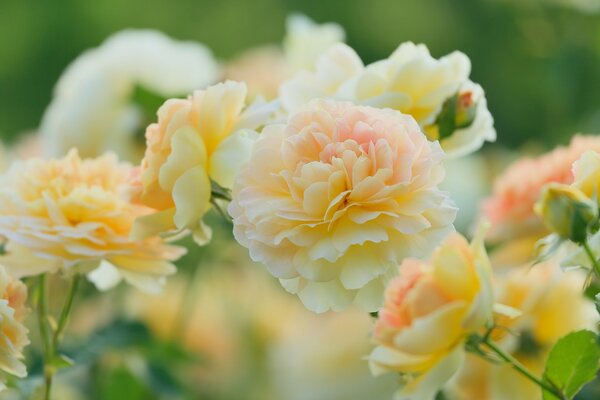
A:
369,232,494,400
280,42,495,157
229,99,457,313
131,80,275,245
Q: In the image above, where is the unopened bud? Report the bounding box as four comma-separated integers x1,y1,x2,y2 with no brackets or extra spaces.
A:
535,184,597,244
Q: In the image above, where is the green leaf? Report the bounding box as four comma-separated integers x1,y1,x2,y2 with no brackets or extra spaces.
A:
542,330,600,399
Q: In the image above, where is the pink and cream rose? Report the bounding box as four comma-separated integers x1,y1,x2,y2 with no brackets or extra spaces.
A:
370,233,494,400
229,99,457,313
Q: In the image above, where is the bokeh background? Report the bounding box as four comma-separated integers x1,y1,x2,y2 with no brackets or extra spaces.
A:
2,0,600,148
1,1,600,399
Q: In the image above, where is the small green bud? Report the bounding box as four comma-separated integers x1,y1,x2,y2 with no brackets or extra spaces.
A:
535,183,597,244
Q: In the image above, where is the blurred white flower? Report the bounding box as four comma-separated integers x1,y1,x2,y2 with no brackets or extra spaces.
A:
224,14,345,100
40,29,218,161
283,13,345,72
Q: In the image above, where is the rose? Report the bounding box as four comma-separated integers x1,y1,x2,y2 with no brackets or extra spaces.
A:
369,232,493,400
229,99,456,313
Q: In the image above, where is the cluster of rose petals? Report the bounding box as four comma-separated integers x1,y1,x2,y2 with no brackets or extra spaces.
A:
0,266,29,390
280,42,495,157
0,150,185,293
482,135,600,242
229,100,457,313
131,80,275,245
370,233,494,400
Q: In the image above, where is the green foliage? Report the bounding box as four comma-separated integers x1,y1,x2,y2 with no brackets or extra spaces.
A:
95,366,153,400
542,330,600,400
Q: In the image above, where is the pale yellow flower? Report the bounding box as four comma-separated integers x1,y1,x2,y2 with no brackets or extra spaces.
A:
369,232,494,400
131,80,274,245
280,42,495,157
0,265,29,390
40,29,219,161
229,99,457,313
283,13,345,72
446,260,597,399
0,150,185,293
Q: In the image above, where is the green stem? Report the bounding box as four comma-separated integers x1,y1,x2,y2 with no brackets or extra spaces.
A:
582,241,600,279
52,274,81,350
481,337,567,400
37,275,52,400
37,274,81,400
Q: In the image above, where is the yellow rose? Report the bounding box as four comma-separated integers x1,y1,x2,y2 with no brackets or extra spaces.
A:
0,150,185,293
369,232,493,400
132,80,274,245
446,260,597,399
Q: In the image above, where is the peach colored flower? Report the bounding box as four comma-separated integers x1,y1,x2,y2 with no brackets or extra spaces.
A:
229,99,457,313
0,150,185,293
369,232,493,400
131,81,275,245
482,135,600,243
0,266,29,390
280,42,495,157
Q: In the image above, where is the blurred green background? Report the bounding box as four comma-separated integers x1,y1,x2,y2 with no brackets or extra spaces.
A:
1,1,600,399
1,0,600,148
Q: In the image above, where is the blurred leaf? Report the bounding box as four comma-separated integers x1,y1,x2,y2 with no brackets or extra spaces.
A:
97,365,153,400
543,330,600,399
50,353,75,370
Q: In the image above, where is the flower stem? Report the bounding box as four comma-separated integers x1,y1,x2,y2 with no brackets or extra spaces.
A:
37,275,53,400
480,337,567,400
582,241,600,279
52,274,81,350
37,274,81,400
